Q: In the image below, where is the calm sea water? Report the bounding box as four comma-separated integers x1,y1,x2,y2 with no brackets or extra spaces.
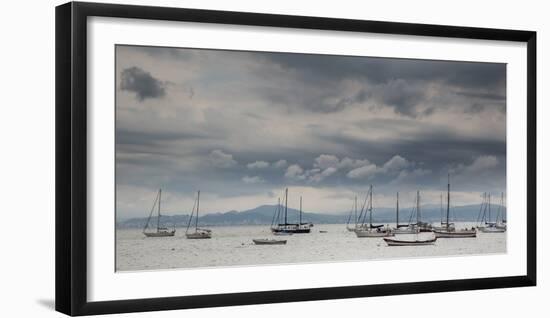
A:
116,223,506,271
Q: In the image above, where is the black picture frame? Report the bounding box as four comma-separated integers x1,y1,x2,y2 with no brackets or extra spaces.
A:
55,1,537,316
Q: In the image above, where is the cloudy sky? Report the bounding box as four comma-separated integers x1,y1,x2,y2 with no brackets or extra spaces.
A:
115,45,506,219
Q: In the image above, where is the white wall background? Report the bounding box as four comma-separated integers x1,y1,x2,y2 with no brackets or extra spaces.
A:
0,0,546,317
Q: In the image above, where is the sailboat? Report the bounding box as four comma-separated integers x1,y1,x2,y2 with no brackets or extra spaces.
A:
495,192,507,230
392,192,418,234
143,189,176,237
433,175,477,238
271,188,312,234
346,196,359,232
185,190,212,239
478,193,506,233
355,185,394,238
433,193,455,231
271,198,292,236
384,191,437,246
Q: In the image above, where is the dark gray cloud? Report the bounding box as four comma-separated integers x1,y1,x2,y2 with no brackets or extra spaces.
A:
120,66,166,101
259,52,505,117
264,52,505,89
455,91,506,101
117,128,213,147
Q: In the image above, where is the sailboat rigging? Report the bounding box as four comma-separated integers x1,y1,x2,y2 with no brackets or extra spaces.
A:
346,196,358,232
355,185,394,238
495,192,507,230
477,192,506,233
143,189,176,237
433,193,455,231
384,190,437,246
271,197,292,236
392,192,418,234
271,188,312,234
433,174,477,238
185,190,212,239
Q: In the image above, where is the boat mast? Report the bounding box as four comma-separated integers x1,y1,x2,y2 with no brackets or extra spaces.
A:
440,193,443,225
369,185,373,227
446,174,450,230
477,192,486,225
157,189,162,232
299,196,302,224
196,190,200,231
185,195,196,234
497,192,503,222
271,198,280,228
488,193,491,224
277,197,281,225
284,188,288,225
357,193,368,227
143,190,160,234
346,202,353,229
354,196,358,227
396,192,399,226
416,190,420,226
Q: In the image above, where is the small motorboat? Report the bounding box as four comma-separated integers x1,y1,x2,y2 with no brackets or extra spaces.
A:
383,236,437,246
252,239,287,245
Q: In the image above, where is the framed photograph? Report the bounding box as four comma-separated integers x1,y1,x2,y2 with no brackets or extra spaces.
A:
55,1,536,316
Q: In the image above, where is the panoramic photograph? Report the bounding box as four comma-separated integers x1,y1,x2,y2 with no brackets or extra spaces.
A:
115,45,507,272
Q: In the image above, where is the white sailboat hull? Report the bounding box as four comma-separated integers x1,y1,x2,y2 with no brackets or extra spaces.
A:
186,230,212,239
433,225,455,232
355,229,394,237
271,224,311,234
393,227,418,234
434,229,477,238
479,226,506,233
143,230,175,237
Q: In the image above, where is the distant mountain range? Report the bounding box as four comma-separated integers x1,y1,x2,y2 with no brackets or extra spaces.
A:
116,204,506,229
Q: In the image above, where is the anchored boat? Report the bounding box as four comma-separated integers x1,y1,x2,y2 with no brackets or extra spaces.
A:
271,188,312,234
384,236,437,246
479,192,506,233
185,190,212,239
270,198,293,236
355,185,394,238
433,175,477,238
393,192,418,234
433,193,455,231
143,189,176,237
252,239,287,245
477,193,504,233
384,191,437,246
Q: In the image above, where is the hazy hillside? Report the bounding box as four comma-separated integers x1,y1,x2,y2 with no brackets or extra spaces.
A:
116,204,506,228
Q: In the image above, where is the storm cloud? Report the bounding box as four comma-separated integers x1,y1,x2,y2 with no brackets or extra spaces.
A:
120,66,166,101
115,45,506,219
